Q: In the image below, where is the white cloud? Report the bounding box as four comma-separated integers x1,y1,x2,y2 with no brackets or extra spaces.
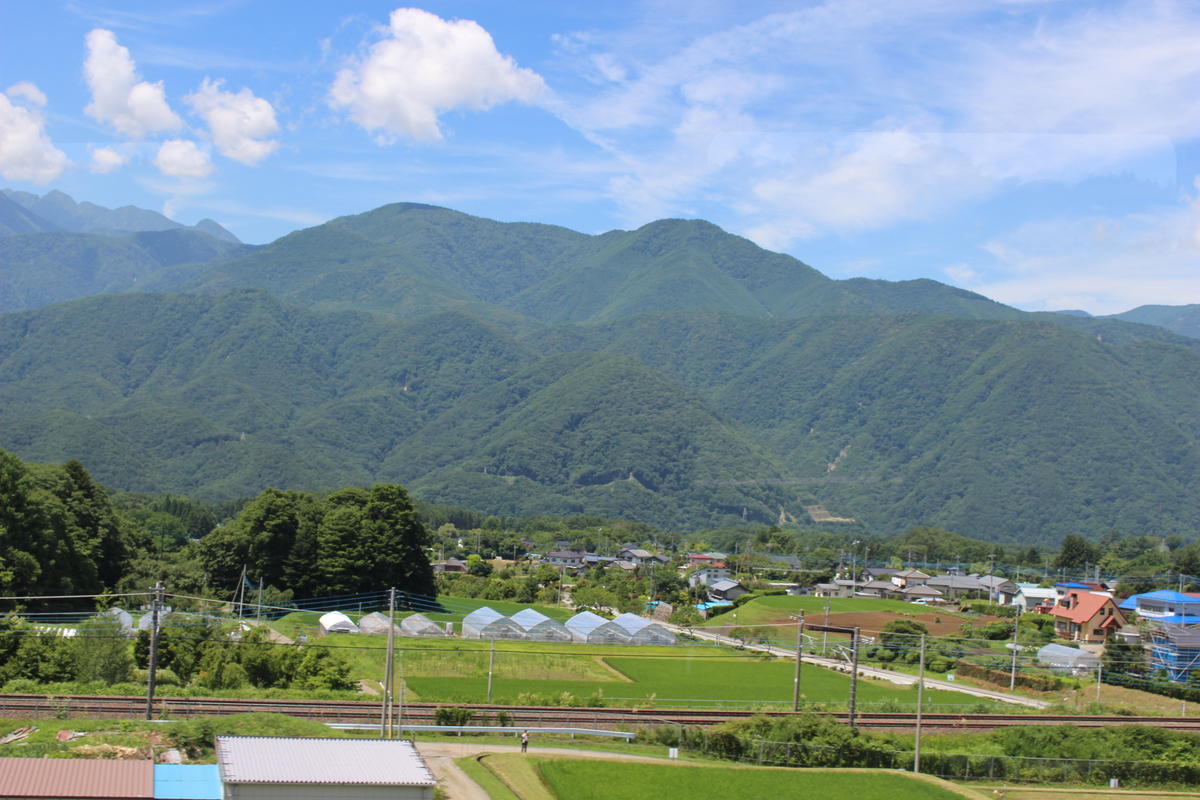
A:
0,84,68,184
967,187,1200,314
548,0,1200,255
7,81,47,107
154,139,213,177
89,145,128,173
84,28,182,138
186,78,279,165
329,8,547,143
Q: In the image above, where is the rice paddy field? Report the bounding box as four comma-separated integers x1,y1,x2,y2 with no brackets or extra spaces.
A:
267,604,1001,710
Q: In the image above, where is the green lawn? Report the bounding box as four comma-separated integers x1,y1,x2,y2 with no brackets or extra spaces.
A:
536,760,978,800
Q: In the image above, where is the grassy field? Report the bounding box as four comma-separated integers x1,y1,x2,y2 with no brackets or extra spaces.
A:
534,759,983,800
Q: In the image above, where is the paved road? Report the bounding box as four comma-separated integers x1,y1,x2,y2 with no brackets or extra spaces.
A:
672,625,1050,709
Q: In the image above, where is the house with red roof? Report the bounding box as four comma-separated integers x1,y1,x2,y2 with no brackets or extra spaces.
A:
1050,589,1126,644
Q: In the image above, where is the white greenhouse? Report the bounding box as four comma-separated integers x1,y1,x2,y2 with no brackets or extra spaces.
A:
359,611,402,636
510,608,572,642
611,612,675,645
399,613,447,637
565,611,631,644
461,607,526,640
1037,643,1100,674
319,610,359,634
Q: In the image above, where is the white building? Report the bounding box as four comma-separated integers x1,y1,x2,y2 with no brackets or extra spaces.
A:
216,736,436,800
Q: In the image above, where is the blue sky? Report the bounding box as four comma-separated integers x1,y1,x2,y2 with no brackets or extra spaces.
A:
2,0,1198,314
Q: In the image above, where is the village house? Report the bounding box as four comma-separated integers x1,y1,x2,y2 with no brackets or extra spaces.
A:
1050,589,1126,643
891,568,931,589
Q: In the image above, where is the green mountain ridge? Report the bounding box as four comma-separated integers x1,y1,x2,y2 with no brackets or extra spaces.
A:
181,203,1019,324
0,289,1196,542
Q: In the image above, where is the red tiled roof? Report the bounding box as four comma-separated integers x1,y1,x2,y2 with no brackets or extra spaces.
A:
1050,591,1116,626
0,757,153,798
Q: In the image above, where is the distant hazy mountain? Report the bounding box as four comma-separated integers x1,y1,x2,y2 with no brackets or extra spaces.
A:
0,192,57,236
1109,304,1200,340
1,289,1196,542
2,189,239,243
184,203,1022,324
0,228,250,313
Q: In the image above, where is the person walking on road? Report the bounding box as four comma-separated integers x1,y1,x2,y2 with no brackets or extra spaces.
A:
520,730,529,753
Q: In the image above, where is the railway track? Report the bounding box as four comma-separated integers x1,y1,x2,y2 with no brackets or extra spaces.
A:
3,693,1200,733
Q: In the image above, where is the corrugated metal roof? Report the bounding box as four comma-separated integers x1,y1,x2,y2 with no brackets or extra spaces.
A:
216,737,436,786
154,764,222,800
0,757,153,798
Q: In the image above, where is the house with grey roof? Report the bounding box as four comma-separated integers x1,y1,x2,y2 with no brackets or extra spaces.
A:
708,579,749,602
216,736,435,800
924,574,986,600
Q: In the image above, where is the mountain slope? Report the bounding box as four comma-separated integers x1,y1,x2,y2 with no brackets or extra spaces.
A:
1110,304,1200,340
0,192,57,236
0,292,1196,541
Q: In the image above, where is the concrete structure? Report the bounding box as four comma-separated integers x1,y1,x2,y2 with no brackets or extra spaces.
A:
216,736,436,800
565,610,631,644
460,607,525,639
318,611,359,634
510,608,572,642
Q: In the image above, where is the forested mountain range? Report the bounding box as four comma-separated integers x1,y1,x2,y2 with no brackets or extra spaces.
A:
0,285,1196,544
1,192,1197,544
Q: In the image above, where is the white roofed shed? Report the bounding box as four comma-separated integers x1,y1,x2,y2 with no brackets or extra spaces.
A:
216,736,435,800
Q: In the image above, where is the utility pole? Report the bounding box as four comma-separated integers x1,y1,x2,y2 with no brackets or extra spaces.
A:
1096,661,1103,705
822,596,831,654
486,638,496,703
144,581,164,720
914,634,926,774
1009,608,1021,691
381,587,396,736
792,612,805,713
848,626,860,731
256,575,264,622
